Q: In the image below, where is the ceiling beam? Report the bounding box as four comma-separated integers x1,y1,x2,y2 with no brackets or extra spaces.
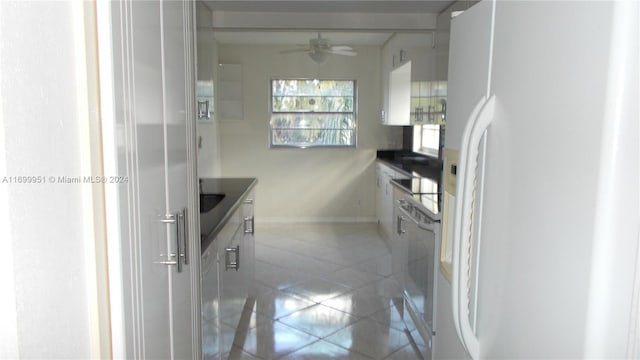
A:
208,11,437,31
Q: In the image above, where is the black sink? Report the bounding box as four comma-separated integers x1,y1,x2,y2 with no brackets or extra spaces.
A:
200,193,225,213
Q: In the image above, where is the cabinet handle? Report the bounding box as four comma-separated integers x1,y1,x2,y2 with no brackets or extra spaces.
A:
180,208,189,266
415,107,424,123
197,99,210,119
176,211,183,272
243,198,254,205
157,215,178,267
244,216,254,234
397,215,406,235
225,245,240,271
158,209,188,273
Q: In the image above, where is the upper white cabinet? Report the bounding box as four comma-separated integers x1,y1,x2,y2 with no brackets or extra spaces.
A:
381,33,441,126
388,61,412,125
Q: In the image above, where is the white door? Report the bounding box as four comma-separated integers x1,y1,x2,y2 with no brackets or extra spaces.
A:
100,1,199,358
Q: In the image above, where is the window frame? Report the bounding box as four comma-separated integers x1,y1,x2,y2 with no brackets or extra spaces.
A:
413,124,441,158
268,78,358,149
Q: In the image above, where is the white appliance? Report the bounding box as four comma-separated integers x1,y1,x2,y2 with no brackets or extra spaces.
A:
436,1,639,359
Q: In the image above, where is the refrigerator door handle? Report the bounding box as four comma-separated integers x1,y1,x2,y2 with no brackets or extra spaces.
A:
452,94,496,360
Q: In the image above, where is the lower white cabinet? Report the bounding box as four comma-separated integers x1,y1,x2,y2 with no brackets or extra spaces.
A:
241,193,255,298
202,190,255,360
377,162,410,248
201,241,221,359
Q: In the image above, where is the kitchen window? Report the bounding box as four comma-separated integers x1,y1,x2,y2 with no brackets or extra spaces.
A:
413,124,441,157
412,80,446,157
269,79,356,148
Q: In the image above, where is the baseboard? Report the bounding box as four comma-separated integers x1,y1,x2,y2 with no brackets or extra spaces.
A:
256,217,377,224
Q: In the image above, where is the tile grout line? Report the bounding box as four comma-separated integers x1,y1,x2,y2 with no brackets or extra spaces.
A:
229,223,423,360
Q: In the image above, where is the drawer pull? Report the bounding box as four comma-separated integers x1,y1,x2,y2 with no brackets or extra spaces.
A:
225,245,240,271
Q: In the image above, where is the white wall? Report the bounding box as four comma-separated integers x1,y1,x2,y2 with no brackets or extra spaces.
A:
196,2,222,177
216,44,391,222
0,1,106,358
196,34,222,177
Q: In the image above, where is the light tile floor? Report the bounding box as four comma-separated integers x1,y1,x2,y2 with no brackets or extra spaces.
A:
223,223,427,360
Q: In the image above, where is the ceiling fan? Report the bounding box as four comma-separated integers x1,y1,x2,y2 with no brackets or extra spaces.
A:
280,33,357,64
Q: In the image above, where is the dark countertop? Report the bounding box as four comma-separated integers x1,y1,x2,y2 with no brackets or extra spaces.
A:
378,150,442,216
200,177,257,254
376,150,442,182
391,178,441,217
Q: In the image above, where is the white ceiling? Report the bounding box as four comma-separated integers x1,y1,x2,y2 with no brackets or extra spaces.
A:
213,31,394,45
201,0,450,45
202,1,454,14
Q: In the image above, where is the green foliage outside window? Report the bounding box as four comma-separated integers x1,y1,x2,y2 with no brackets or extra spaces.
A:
270,79,356,148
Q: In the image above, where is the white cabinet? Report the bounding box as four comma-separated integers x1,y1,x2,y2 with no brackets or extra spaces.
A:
106,1,199,358
376,163,390,244
219,190,255,327
217,201,245,340
201,241,220,358
376,162,410,248
380,37,394,124
242,192,256,297
202,191,255,360
388,61,412,126
202,209,246,360
381,33,440,126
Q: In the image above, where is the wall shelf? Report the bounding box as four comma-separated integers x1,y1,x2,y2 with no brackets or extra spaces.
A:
218,64,243,120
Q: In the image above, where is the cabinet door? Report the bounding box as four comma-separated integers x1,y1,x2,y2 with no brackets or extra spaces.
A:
127,2,172,358
380,39,395,124
376,164,385,230
201,244,221,360
162,1,198,358
242,191,255,296
381,165,390,238
387,61,412,125
218,210,245,358
380,169,393,244
391,197,408,288
377,163,410,245
110,1,197,358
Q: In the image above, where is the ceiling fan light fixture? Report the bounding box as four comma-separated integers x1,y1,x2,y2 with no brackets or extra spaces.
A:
309,50,328,64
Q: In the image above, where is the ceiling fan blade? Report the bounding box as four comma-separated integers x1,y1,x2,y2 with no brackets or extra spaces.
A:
330,45,354,51
329,50,357,56
279,47,311,54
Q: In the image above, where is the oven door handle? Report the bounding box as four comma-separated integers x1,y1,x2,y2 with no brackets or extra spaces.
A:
398,204,437,232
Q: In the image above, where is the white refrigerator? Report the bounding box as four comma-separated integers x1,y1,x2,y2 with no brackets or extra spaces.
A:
435,1,639,359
